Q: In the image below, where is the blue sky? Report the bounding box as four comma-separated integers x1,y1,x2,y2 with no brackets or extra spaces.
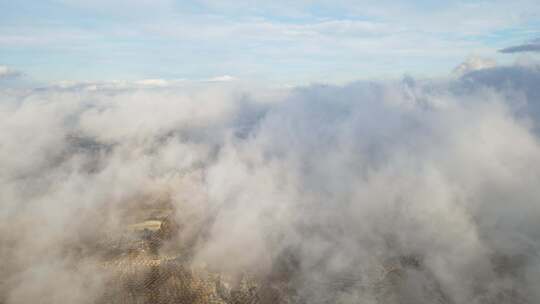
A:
1,0,539,85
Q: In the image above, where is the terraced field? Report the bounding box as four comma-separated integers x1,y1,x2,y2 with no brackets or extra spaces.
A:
88,202,453,304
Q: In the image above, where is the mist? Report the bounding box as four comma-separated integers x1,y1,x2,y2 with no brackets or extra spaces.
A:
1,63,540,303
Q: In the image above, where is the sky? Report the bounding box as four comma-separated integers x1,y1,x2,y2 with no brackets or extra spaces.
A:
1,0,540,85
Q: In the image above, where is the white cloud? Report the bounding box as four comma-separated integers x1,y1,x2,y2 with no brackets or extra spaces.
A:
51,76,237,90
0,65,21,79
2,62,540,303
205,75,237,82
453,56,497,76
135,79,169,86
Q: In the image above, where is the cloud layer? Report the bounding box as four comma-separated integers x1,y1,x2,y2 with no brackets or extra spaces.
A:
1,63,540,303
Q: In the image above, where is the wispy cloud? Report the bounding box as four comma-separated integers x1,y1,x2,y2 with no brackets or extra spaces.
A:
2,1,539,82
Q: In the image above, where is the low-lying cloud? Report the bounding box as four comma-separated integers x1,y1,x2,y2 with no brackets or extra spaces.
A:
1,62,540,303
0,65,21,79
52,75,237,91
